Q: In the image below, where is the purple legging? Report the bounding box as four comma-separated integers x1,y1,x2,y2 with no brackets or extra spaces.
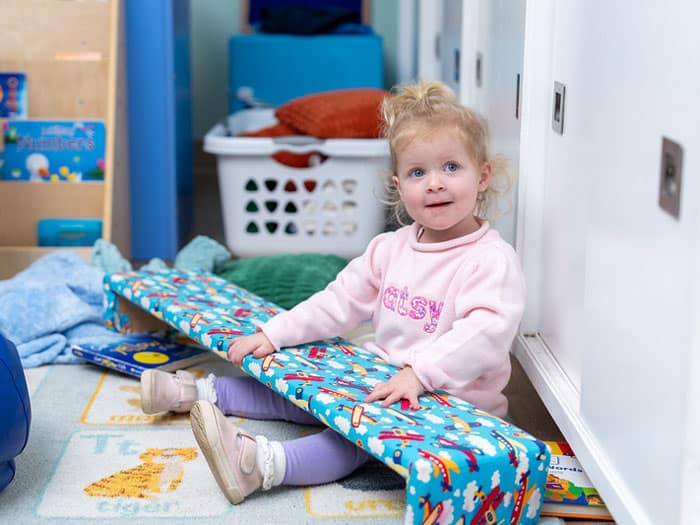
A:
214,376,370,485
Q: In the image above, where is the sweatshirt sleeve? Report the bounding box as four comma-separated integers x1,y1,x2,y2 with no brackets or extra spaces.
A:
260,233,388,350
410,246,526,393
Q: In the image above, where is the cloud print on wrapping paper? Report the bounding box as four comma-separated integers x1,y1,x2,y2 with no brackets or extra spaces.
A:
381,286,443,333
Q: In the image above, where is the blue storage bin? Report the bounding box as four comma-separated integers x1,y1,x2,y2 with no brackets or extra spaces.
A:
228,33,383,112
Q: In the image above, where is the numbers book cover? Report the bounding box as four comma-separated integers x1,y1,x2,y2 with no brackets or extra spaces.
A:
2,119,105,181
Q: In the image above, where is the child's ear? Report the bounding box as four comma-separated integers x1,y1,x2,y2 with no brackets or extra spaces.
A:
392,175,401,196
478,162,492,192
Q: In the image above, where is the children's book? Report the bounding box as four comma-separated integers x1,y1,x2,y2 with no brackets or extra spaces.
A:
2,119,105,181
542,441,614,520
0,72,28,118
71,333,211,378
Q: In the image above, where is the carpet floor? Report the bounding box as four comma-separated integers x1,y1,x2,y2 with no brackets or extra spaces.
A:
1,356,408,524
2,352,607,524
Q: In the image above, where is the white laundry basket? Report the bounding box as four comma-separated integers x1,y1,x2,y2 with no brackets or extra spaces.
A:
204,108,390,259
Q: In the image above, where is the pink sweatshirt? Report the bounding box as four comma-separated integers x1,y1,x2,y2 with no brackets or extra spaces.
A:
261,221,525,417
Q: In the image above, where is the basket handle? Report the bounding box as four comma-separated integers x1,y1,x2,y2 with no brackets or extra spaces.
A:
269,136,327,153
272,136,324,147
204,123,389,158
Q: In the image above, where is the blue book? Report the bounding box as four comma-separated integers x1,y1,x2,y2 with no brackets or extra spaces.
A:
70,334,211,378
2,119,105,181
0,72,28,118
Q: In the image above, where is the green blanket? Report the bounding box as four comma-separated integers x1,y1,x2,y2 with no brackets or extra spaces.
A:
216,253,348,310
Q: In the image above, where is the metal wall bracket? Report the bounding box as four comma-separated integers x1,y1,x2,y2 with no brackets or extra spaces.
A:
659,137,683,219
552,81,566,134
475,52,483,87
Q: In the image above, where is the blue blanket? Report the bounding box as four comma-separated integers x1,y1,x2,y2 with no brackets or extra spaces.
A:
0,236,231,368
0,251,111,367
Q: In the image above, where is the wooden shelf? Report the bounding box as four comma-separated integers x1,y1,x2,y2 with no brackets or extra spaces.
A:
0,246,91,280
0,0,129,278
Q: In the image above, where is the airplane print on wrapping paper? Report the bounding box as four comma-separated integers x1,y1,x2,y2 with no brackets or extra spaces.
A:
104,270,551,524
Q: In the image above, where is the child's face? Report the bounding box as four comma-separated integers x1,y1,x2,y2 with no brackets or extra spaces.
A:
392,127,491,243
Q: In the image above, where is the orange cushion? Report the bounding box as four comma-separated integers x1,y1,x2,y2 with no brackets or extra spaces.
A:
274,88,390,139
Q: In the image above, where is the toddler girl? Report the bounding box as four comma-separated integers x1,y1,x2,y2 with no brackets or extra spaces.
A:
140,80,525,504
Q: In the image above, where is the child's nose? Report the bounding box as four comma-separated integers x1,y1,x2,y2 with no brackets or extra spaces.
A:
426,172,446,191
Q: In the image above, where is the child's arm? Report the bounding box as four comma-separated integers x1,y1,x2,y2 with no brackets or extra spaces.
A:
259,233,389,351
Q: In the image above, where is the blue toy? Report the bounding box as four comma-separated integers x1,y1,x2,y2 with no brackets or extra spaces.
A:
0,333,31,492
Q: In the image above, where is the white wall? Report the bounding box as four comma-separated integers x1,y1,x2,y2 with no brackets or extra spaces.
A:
190,0,240,139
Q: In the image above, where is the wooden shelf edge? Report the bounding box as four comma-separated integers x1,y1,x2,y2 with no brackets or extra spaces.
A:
0,246,91,280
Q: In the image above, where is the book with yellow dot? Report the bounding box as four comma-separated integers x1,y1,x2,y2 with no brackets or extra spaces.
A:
71,333,210,377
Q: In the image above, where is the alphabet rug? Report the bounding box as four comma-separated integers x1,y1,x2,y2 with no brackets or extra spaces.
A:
1,356,407,525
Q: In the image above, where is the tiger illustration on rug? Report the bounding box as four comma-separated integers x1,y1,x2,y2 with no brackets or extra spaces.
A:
84,447,198,499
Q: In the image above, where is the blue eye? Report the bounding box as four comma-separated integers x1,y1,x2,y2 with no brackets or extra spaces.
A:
410,168,425,178
445,162,458,172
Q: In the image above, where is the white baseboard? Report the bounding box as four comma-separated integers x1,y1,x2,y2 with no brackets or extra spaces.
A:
513,334,651,525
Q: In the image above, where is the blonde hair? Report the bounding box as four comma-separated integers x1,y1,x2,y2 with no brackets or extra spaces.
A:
381,81,511,226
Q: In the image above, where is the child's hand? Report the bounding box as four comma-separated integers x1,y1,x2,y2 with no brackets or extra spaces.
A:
364,366,425,410
227,331,275,365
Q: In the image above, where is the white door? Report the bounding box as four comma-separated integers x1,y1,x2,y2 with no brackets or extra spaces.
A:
441,0,462,94
517,1,700,523
441,0,527,246
474,0,525,246
577,3,699,523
